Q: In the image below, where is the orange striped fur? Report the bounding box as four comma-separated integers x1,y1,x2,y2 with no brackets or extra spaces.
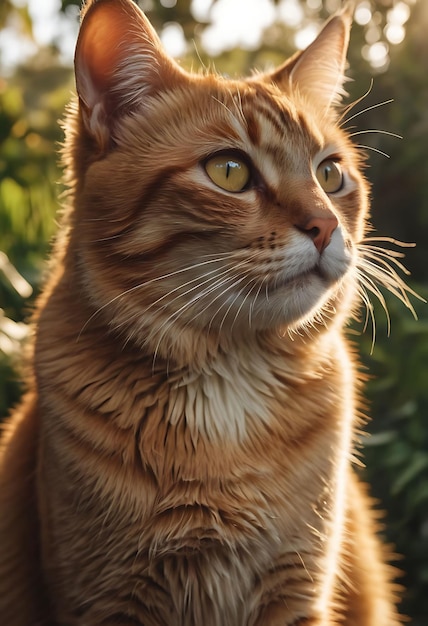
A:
0,1,404,624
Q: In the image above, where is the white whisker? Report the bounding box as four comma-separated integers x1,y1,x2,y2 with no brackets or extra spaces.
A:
338,79,374,125
356,237,424,347
230,277,259,333
216,277,252,337
349,129,402,140
150,253,259,366
355,144,391,159
356,281,377,352
342,98,394,126
249,276,268,328
357,269,391,336
358,258,413,313
77,253,238,338
361,248,410,277
114,260,241,334
362,236,415,248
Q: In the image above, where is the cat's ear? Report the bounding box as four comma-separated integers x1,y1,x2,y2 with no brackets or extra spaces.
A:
267,8,352,114
75,0,184,148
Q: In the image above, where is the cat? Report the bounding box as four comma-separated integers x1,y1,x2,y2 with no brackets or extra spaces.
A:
0,0,409,624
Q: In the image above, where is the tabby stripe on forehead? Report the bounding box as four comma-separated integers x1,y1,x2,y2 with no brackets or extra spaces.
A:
252,102,289,141
254,88,297,128
242,109,261,146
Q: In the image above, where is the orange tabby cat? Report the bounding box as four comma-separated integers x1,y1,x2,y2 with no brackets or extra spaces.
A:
0,0,405,624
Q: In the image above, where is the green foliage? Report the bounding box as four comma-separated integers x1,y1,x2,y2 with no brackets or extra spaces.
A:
0,56,72,417
354,289,428,624
0,1,427,623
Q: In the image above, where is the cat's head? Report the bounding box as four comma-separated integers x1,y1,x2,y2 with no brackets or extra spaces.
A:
66,0,370,362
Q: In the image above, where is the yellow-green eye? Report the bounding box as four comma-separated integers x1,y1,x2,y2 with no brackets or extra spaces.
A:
205,154,250,192
316,159,343,193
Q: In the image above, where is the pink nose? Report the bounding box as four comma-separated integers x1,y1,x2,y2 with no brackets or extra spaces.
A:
298,215,338,253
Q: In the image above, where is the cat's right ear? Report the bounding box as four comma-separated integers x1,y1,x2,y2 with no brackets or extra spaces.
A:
75,0,184,149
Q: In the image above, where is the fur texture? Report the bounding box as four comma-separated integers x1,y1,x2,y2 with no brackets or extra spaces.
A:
0,1,405,624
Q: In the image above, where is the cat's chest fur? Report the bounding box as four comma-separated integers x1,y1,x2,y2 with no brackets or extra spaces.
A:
38,325,346,625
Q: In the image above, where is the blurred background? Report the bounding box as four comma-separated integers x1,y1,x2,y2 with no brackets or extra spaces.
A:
0,0,427,622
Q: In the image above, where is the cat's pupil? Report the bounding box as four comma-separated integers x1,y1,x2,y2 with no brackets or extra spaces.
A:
204,154,250,192
316,159,343,193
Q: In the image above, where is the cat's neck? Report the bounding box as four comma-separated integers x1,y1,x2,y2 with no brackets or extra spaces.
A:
32,265,352,466
36,262,339,374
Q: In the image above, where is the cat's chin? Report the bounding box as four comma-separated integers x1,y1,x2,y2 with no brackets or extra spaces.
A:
243,267,350,332
208,238,354,333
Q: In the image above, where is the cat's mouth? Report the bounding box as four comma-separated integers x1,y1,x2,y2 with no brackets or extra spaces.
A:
268,264,332,294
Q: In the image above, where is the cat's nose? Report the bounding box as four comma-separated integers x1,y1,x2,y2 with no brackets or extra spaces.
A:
298,215,339,253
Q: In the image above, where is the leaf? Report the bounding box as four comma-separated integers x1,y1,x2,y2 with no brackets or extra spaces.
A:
392,452,428,495
0,252,33,298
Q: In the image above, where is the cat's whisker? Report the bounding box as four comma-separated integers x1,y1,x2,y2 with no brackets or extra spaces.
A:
358,241,423,309
356,281,377,351
204,275,249,335
362,236,416,248
166,251,260,340
151,260,257,368
186,271,253,336
354,144,391,159
77,254,238,338
349,129,402,140
356,269,391,336
229,277,260,334
341,97,394,127
191,38,208,73
152,259,248,316
113,261,240,335
359,257,418,315
211,94,246,131
249,276,268,329
230,86,247,128
361,248,410,278
355,234,422,347
338,79,374,126
134,265,243,361
201,261,260,334
191,254,259,319
362,244,406,262
215,276,252,338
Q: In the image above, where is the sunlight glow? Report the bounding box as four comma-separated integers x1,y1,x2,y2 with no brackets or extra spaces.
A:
200,0,276,55
363,41,389,70
161,22,187,57
385,23,405,45
388,2,411,26
0,0,417,73
278,0,304,28
355,3,372,27
294,23,318,50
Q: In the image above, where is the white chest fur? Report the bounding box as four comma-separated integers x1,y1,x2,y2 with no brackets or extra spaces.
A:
164,333,328,447
168,340,279,444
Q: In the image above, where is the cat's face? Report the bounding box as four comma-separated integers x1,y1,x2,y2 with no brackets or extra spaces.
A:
68,0,368,356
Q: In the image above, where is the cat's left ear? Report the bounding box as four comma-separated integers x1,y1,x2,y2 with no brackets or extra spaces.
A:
74,0,185,149
266,7,352,114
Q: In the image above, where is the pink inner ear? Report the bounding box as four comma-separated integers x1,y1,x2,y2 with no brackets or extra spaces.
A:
75,4,134,109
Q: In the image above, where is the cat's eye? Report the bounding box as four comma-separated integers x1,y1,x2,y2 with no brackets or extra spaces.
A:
316,159,343,194
204,154,251,192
